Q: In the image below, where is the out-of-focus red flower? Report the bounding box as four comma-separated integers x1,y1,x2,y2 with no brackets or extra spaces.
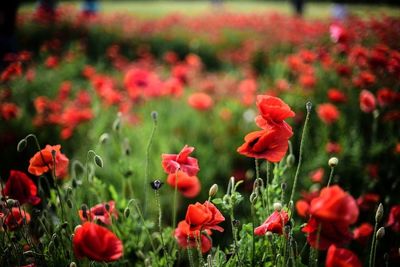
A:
299,74,316,89
185,201,225,232
317,103,340,124
353,223,373,245
162,77,183,98
45,56,59,69
3,170,41,205
28,144,69,178
79,201,118,225
1,62,22,82
366,164,379,179
73,222,123,262
0,102,20,120
172,64,189,84
310,186,359,225
387,205,400,232
360,90,376,113
302,217,353,250
353,71,376,88
82,65,96,79
161,145,199,176
237,126,293,162
254,210,289,235
328,88,347,103
163,51,178,65
330,24,348,43
377,88,395,107
4,207,31,231
167,171,201,198
357,193,380,211
296,200,310,218
326,245,362,267
326,141,342,154
187,92,213,111
124,68,162,99
310,168,324,183
174,220,212,253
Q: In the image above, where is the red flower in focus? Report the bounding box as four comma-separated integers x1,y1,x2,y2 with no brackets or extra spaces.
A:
79,201,118,225
162,145,199,176
73,222,123,262
360,90,376,113
302,217,353,250
317,103,340,124
310,186,359,225
28,144,69,178
187,92,213,111
328,88,347,103
185,201,225,232
256,95,295,123
326,245,362,267
353,223,373,245
254,210,289,235
237,126,293,162
167,171,201,198
310,168,324,183
3,170,41,205
357,193,380,211
4,207,31,231
174,220,212,253
386,205,400,232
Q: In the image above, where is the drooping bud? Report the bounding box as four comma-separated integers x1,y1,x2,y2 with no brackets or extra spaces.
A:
328,157,339,167
94,154,103,168
286,154,295,167
306,101,312,112
376,227,385,239
209,184,218,198
273,202,283,211
99,133,110,145
112,113,122,132
69,262,77,267
124,207,130,218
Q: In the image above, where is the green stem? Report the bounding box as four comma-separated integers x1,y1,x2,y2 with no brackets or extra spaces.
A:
266,161,271,214
155,190,170,267
289,103,311,210
144,116,157,215
326,166,335,187
172,170,179,229
369,222,378,267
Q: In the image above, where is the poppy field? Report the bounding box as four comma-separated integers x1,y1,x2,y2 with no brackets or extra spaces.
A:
1,3,400,267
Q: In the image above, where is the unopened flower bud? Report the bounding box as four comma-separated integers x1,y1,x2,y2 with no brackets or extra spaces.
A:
328,157,339,167
376,227,385,239
209,184,218,198
94,155,103,168
273,202,283,211
112,114,121,132
151,111,158,122
69,262,77,267
99,133,110,144
6,199,19,207
306,101,312,112
286,154,295,167
124,207,130,218
150,180,163,190
375,203,384,223
266,231,273,238
17,138,27,152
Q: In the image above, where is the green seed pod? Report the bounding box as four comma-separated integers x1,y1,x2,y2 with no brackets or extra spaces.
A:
286,154,295,167
209,184,218,198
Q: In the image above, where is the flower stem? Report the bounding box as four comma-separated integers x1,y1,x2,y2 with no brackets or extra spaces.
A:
155,190,170,267
289,102,311,210
144,115,157,215
369,222,379,267
326,166,335,187
172,170,179,229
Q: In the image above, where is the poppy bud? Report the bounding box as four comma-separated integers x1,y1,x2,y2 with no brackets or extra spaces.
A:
6,199,19,207
17,138,27,152
306,101,313,112
123,138,131,156
266,231,273,238
375,203,384,223
273,202,283,211
124,207,130,218
94,155,103,168
207,254,212,267
151,111,158,122
286,154,295,167
250,192,258,205
112,113,121,132
245,169,254,180
150,180,163,190
328,157,339,167
376,227,385,239
99,133,110,145
70,262,77,267
209,184,218,198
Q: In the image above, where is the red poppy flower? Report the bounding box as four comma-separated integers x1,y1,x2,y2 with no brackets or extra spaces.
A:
326,245,362,267
309,186,359,225
28,144,69,178
377,88,395,107
296,200,310,218
254,210,289,235
0,102,20,121
360,90,376,113
357,193,380,211
185,201,225,232
174,220,212,253
353,223,373,245
326,141,342,154
310,168,324,183
162,145,199,176
73,222,123,262
187,92,214,111
386,205,400,232
256,95,295,123
317,103,340,125
302,217,353,250
3,170,41,205
167,171,201,198
79,201,118,225
237,123,293,162
328,88,347,103
4,207,31,231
